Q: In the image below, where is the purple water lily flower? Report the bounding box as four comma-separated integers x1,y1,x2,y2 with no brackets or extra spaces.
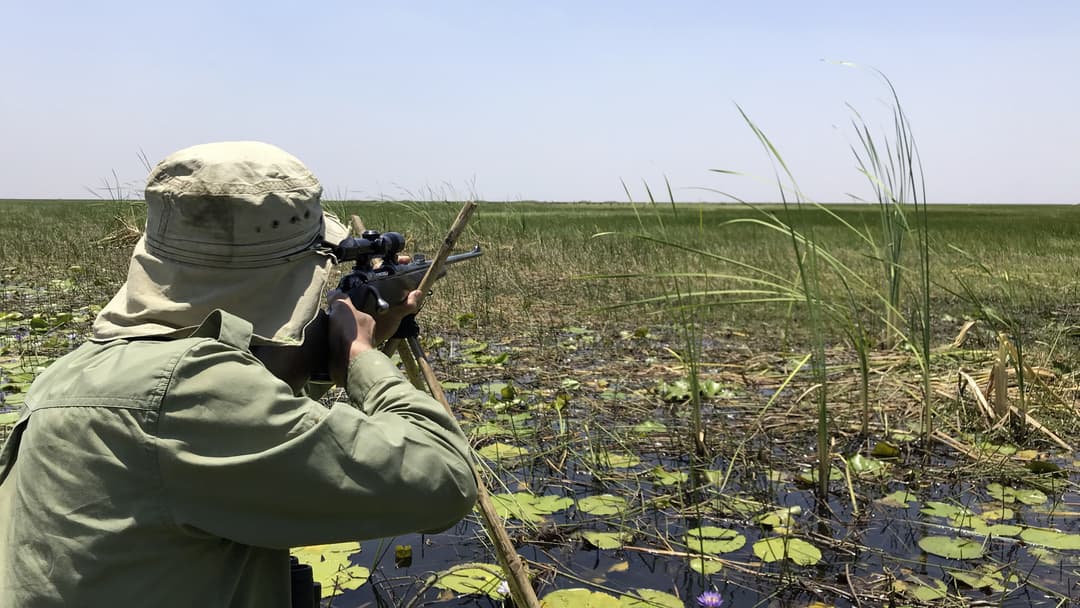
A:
696,591,723,607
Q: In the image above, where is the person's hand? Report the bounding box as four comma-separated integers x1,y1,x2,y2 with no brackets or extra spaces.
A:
326,288,422,385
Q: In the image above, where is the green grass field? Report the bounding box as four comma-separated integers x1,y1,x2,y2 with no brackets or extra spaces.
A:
3,199,1080,607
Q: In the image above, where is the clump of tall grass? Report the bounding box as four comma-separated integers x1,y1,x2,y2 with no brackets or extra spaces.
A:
592,67,933,502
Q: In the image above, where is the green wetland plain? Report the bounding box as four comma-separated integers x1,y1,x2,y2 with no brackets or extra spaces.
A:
3,199,1080,607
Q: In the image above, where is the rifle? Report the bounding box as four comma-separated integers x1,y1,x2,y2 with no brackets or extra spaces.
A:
329,229,482,315
305,230,481,382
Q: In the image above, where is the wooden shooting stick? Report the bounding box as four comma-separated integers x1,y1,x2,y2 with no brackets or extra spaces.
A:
373,203,541,608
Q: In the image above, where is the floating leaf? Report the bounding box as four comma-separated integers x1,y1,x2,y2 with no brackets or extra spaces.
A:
599,451,640,469
394,544,412,567
893,576,948,602
433,563,505,599
461,340,489,354
700,470,725,485
540,588,620,608
918,536,985,560
490,492,573,523
752,537,821,565
477,442,529,462
441,381,468,391
986,483,1047,506
480,381,508,399
655,379,730,402
291,542,369,598
631,420,667,435
974,441,1017,456
649,466,688,486
876,490,918,508
711,494,764,518
685,526,746,555
656,380,692,402
578,494,628,516
687,556,723,574
754,506,800,530
920,501,972,519
469,421,531,440
607,561,629,573
980,506,1014,521
1029,546,1059,566
870,441,901,458
1019,528,1080,550
619,589,683,608
964,517,1022,538
889,429,917,442
846,454,887,476
580,530,633,550
948,566,1005,591
795,467,843,485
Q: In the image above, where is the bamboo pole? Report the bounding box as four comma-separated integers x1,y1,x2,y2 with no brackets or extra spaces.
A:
380,202,540,608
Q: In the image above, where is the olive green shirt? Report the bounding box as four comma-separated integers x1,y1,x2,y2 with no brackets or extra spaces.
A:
0,311,477,607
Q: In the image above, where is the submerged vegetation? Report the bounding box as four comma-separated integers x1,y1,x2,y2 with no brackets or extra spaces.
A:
3,196,1080,607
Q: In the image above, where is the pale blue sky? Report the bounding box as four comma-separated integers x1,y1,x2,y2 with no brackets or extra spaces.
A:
2,1,1077,203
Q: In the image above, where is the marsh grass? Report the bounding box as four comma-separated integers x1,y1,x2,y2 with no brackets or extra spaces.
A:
3,198,1080,606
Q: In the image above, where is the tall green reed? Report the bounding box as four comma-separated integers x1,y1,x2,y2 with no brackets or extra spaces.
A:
842,64,932,441
595,68,932,501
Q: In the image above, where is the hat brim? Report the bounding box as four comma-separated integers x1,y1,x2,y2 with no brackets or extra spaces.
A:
93,212,349,347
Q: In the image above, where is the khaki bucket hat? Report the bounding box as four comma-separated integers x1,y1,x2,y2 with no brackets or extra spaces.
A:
92,141,348,346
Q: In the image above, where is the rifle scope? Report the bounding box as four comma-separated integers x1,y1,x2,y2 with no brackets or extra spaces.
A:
329,230,405,263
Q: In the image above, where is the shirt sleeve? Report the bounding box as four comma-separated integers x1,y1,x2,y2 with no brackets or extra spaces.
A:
154,340,478,549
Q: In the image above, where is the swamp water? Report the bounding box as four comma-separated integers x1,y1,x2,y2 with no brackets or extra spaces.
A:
302,326,1080,608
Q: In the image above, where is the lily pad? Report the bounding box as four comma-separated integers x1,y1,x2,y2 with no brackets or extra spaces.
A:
754,506,800,530
688,556,723,574
980,506,1015,521
876,490,918,508
540,588,621,608
1019,528,1080,550
920,501,972,520
870,441,901,458
599,451,641,469
291,542,369,598
986,483,1047,506
685,526,746,555
964,518,1023,538
752,536,821,565
649,466,689,486
578,494,629,516
948,565,1008,591
490,492,573,523
580,530,634,550
795,467,843,485
631,420,667,435
846,454,886,476
433,562,506,599
892,576,948,602
476,442,529,462
917,536,985,560
699,469,725,485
